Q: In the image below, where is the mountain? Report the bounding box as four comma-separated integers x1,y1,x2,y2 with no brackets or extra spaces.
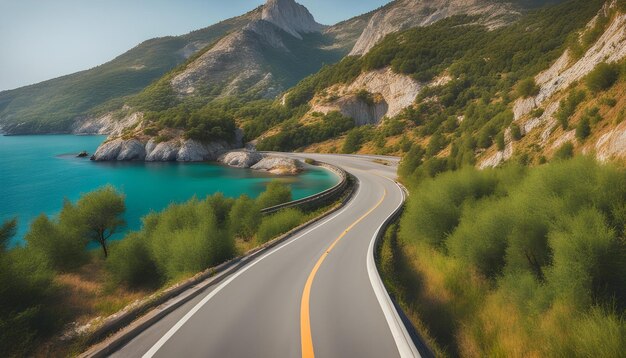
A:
349,0,521,56
0,9,261,135
254,0,626,171
0,0,370,135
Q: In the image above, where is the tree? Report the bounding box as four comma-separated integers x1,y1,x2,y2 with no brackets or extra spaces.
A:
75,186,126,258
517,78,540,98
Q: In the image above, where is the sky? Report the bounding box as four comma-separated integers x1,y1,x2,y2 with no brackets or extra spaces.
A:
0,0,389,91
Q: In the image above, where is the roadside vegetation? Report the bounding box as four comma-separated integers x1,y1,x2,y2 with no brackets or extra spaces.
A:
381,157,626,357
0,181,314,357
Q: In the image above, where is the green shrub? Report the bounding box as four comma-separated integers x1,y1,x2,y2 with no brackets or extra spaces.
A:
256,182,292,209
0,221,56,357
599,97,617,108
257,209,305,243
107,233,159,288
530,107,545,118
495,132,506,151
553,141,575,160
24,214,89,272
342,128,364,154
517,78,540,98
229,195,261,240
555,90,586,129
585,62,620,93
145,199,234,281
510,124,523,140
396,157,626,356
576,117,591,141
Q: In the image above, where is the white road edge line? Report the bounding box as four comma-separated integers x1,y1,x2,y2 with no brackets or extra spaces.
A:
366,178,421,358
141,183,363,358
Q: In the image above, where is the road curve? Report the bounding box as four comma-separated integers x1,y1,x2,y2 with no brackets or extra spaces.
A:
109,154,419,358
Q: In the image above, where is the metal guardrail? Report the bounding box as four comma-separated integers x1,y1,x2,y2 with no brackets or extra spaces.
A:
261,162,349,215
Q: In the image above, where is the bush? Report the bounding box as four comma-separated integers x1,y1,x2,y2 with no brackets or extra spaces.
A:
257,209,305,243
24,213,89,272
576,117,591,141
585,62,619,93
553,141,575,160
0,220,56,357
256,182,292,209
229,195,260,240
396,157,626,356
517,78,540,98
342,128,364,154
555,90,586,129
510,124,523,140
107,233,159,288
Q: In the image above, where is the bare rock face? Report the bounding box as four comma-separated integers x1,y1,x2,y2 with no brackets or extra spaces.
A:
92,138,233,162
349,0,519,56
513,10,626,121
72,111,143,136
262,0,325,39
309,67,421,125
251,156,303,175
169,0,327,100
218,151,303,175
595,120,626,162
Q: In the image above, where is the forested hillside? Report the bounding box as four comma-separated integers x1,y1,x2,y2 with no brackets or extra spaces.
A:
0,9,260,134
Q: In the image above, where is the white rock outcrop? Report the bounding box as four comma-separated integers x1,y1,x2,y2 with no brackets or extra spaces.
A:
348,68,422,119
251,156,303,175
218,151,303,175
310,67,422,125
72,111,143,137
513,11,626,120
92,138,233,162
595,120,626,162
218,151,264,168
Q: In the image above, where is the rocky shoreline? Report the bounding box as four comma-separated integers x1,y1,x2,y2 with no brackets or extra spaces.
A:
90,137,303,175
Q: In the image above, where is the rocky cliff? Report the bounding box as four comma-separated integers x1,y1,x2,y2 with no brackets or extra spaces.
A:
92,134,240,162
480,1,626,167
306,67,422,126
262,0,325,39
349,0,520,56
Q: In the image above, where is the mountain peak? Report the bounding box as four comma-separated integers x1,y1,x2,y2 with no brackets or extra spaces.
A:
262,0,324,39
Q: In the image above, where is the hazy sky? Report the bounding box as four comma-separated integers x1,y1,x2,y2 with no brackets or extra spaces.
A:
0,0,389,91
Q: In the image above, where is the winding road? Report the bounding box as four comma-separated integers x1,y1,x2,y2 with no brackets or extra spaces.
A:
108,154,420,358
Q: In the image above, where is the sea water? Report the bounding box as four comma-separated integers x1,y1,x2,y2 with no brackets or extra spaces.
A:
0,135,338,246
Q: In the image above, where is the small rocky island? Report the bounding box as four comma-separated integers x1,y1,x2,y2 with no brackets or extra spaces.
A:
218,151,303,175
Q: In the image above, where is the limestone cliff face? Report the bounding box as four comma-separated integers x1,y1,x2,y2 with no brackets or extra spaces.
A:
309,67,422,125
349,0,520,56
481,1,626,168
72,111,143,136
513,8,626,121
92,137,237,162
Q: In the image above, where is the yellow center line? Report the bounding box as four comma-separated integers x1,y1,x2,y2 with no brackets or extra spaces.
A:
300,189,388,358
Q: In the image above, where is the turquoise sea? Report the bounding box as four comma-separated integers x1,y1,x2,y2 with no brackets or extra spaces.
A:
0,135,338,246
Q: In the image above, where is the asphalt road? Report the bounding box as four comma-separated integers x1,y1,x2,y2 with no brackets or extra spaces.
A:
110,154,418,358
